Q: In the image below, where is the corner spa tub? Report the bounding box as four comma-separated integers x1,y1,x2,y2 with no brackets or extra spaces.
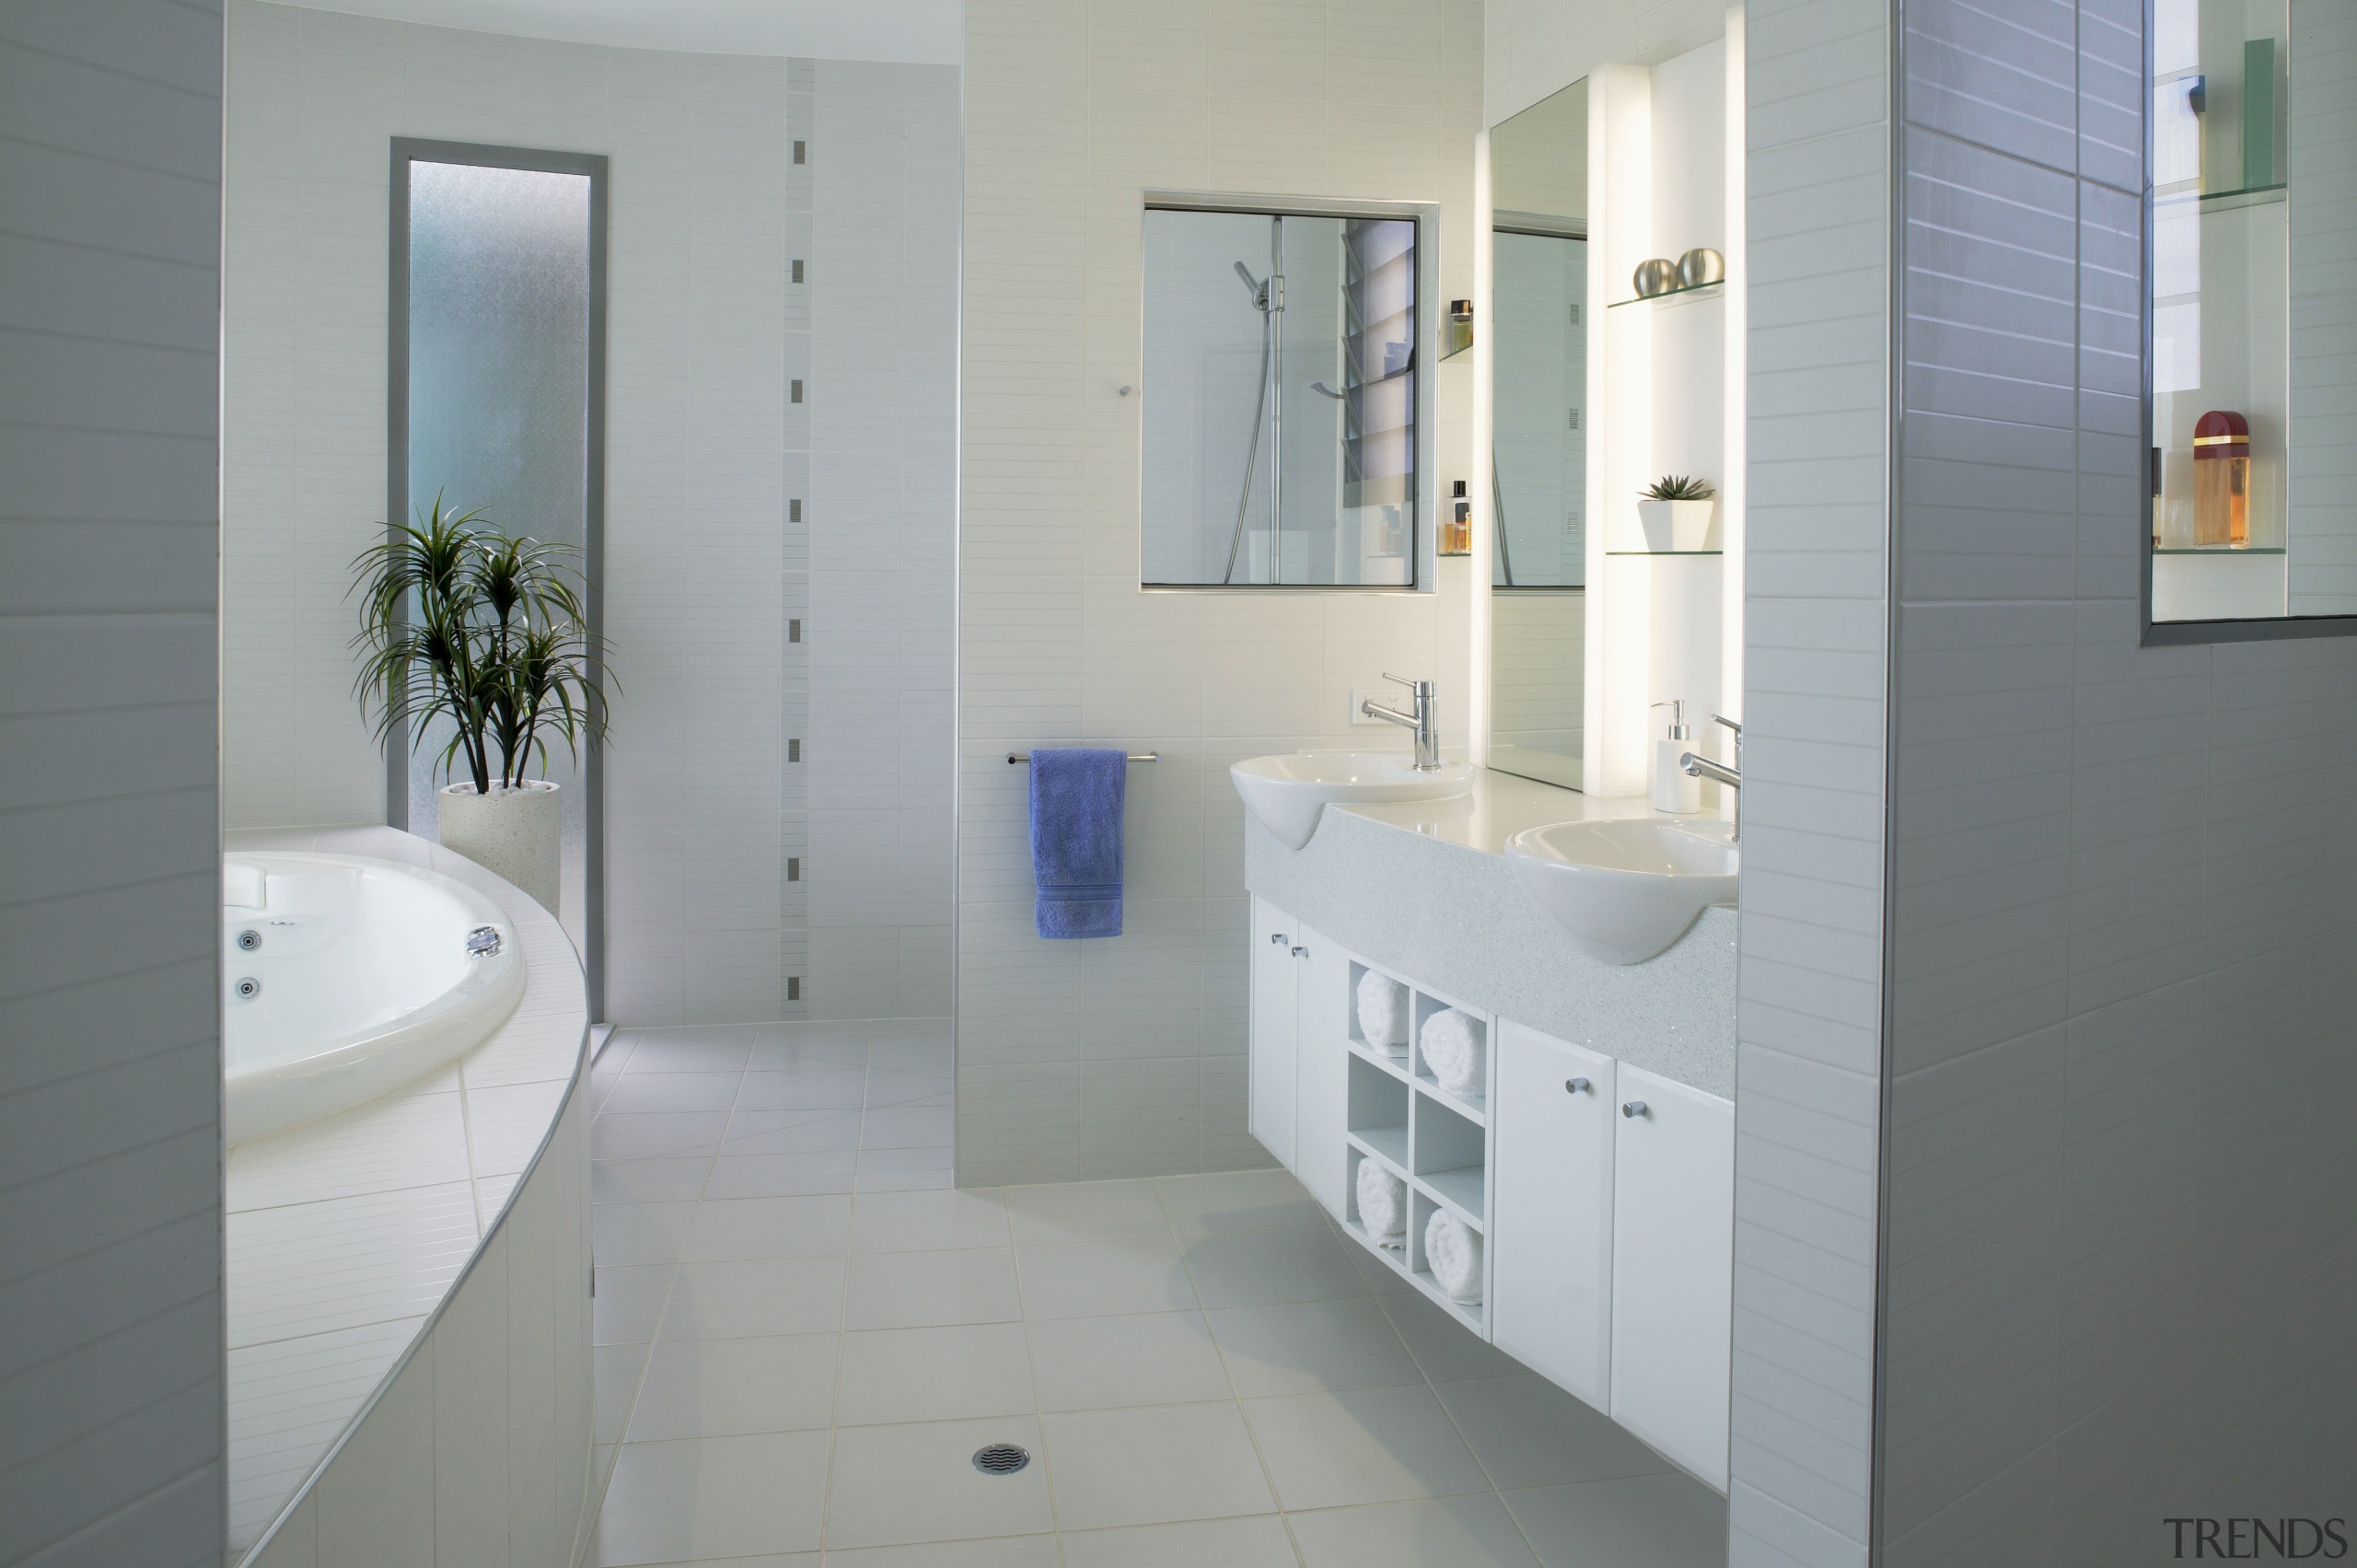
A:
222,851,526,1144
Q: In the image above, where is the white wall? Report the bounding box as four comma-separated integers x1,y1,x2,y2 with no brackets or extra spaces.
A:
957,0,1482,1185
1486,0,1730,128
0,4,228,1562
1876,0,2357,1560
220,4,958,1025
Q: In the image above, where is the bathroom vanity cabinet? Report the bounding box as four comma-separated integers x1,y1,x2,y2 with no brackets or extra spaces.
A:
1248,887,1735,1492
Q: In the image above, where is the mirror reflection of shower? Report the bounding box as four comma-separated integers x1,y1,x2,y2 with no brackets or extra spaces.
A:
1222,225,1283,583
1141,207,1420,587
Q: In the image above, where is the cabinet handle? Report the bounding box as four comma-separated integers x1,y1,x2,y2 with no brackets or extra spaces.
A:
1290,946,1307,958
1271,932,1289,945
1564,1077,1590,1095
1621,1100,1649,1118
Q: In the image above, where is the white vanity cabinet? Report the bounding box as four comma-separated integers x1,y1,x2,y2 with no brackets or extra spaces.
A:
1247,898,1349,1217
1608,1063,1735,1491
1489,1021,1617,1408
1248,897,1298,1168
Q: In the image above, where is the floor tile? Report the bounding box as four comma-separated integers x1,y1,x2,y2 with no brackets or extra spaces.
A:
843,1249,1022,1330
737,1069,869,1111
1342,1232,1417,1296
724,1109,865,1156
592,1202,700,1268
661,1258,846,1341
595,1265,675,1345
595,1158,714,1205
594,1112,733,1164
747,1030,871,1073
854,1164,955,1193
1501,1474,1729,1568
677,1195,853,1262
850,1188,1009,1253
1244,1385,1490,1511
822,1416,1051,1549
1156,1168,1326,1238
601,1073,745,1115
1015,1235,1199,1318
861,1104,953,1148
864,1067,954,1108
1289,1494,1542,1568
834,1322,1034,1425
594,1430,827,1563
1207,1296,1423,1397
1002,1178,1171,1246
1379,1292,1526,1384
1434,1375,1669,1490
620,1036,756,1075
1040,1402,1278,1531
1182,1226,1370,1310
821,1539,1057,1568
1056,1515,1299,1568
1025,1310,1233,1411
625,1333,840,1441
705,1150,860,1199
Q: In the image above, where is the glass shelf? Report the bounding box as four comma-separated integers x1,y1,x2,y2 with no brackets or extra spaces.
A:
1609,278,1724,308
2154,546,2287,555
2198,182,2286,209
1606,549,1723,557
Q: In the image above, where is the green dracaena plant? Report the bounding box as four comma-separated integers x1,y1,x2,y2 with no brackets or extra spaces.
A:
1639,474,1716,501
351,496,613,797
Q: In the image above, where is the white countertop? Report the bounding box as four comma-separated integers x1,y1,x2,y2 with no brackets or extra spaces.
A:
1334,767,1732,857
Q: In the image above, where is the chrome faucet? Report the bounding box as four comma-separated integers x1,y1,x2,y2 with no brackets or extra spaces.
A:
1361,673,1443,771
1680,714,1742,842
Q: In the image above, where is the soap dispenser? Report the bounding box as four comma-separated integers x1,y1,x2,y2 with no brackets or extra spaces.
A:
1650,701,1702,814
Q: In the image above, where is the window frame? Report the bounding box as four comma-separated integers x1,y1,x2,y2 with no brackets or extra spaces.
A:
1138,192,1440,592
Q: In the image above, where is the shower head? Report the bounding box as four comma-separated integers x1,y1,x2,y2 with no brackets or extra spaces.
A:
1309,381,1345,401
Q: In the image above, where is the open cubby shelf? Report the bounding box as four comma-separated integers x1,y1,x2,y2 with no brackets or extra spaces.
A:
1336,951,1492,1330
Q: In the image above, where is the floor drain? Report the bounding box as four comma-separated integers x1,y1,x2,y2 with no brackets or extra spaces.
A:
971,1443,1030,1476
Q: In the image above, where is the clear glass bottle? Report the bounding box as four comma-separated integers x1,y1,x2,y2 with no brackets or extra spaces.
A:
2193,409,2250,548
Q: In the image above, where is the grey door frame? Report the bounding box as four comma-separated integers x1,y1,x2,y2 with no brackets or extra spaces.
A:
388,136,610,1017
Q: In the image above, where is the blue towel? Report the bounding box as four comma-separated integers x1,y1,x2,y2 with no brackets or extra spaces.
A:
1029,748,1126,938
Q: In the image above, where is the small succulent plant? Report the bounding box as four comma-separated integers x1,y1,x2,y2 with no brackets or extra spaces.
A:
1640,474,1716,501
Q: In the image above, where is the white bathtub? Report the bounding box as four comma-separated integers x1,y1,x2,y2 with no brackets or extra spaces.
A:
222,851,526,1144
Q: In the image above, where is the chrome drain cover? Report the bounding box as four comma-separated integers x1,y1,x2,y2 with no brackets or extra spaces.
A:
971,1443,1030,1476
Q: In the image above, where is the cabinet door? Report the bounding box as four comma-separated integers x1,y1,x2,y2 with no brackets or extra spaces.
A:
1291,923,1350,1219
1608,1063,1734,1491
1490,1021,1616,1410
1248,897,1299,1170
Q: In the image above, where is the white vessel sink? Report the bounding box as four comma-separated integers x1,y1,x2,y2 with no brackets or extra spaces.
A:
1505,819,1738,965
1231,751,1477,850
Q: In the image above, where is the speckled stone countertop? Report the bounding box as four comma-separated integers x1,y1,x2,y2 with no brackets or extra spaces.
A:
1244,770,1738,1098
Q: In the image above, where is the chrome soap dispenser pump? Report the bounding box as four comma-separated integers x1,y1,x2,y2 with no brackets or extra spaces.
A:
1650,701,1702,814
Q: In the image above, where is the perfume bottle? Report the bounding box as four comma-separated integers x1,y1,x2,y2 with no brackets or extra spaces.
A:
1441,481,1471,555
2193,410,2250,548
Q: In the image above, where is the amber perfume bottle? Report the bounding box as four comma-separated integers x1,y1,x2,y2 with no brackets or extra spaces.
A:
2193,409,2250,547
1441,480,1472,555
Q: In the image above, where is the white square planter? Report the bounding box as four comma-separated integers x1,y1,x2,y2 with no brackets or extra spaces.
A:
1635,498,1716,552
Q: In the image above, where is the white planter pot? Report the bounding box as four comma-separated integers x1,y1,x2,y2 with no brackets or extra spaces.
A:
1636,498,1717,552
437,780,561,915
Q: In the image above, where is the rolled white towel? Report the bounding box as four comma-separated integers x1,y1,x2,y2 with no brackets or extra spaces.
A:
1356,970,1410,1052
1356,1158,1407,1244
1419,1007,1484,1096
1424,1208,1484,1304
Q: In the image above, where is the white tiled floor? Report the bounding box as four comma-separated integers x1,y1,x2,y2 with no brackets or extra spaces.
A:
587,1019,1728,1567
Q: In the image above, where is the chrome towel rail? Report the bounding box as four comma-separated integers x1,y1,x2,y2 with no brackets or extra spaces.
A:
1007,751,1159,764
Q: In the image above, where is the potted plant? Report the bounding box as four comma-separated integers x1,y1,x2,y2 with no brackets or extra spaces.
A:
352,498,610,914
1636,474,1717,552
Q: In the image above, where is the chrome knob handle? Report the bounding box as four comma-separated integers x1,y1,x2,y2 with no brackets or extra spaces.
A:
1622,1100,1648,1118
1271,932,1289,945
1564,1077,1590,1095
1290,946,1306,958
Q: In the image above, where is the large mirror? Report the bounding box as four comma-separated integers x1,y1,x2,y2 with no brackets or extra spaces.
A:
1489,80,1588,785
2146,2,2357,637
